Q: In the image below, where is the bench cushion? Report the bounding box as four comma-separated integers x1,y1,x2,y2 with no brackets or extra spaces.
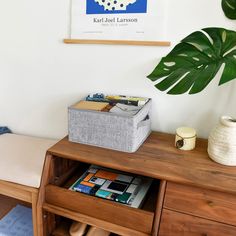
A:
0,134,57,188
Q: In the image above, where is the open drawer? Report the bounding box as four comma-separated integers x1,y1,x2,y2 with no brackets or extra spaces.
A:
43,160,159,236
45,184,155,234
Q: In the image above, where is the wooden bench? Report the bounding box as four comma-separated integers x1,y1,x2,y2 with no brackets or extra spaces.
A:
0,180,38,235
0,133,56,236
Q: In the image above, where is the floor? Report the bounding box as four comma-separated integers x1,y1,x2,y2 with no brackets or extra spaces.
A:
0,194,30,219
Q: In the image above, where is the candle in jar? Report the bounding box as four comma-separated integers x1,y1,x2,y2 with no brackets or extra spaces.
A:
175,127,197,150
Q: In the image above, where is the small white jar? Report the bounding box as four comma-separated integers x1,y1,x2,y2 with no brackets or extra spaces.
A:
208,116,236,166
175,127,197,151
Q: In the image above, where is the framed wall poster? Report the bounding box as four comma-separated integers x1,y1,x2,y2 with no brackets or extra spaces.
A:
64,0,170,46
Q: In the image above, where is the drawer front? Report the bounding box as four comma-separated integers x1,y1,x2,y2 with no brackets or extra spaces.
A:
164,182,236,226
45,185,154,234
159,209,236,236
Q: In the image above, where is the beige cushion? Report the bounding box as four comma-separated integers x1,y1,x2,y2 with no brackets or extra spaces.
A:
0,134,57,188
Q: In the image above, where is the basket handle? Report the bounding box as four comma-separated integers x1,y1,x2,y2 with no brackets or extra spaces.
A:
137,115,150,129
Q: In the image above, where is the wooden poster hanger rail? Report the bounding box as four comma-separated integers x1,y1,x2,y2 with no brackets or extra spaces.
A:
63,39,171,47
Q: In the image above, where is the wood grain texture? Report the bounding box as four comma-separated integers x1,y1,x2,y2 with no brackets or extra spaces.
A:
47,132,236,195
51,220,71,236
31,191,39,236
164,182,236,226
43,203,149,236
45,185,154,234
63,39,171,47
159,209,236,236
0,179,37,203
152,180,166,236
37,153,55,236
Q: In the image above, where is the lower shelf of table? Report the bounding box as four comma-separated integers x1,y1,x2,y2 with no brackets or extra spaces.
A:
50,216,119,236
51,219,71,236
43,203,151,236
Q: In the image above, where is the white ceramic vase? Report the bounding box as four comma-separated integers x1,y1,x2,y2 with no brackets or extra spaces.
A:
208,116,236,166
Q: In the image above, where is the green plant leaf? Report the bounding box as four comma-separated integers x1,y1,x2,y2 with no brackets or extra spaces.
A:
147,28,236,94
222,0,236,19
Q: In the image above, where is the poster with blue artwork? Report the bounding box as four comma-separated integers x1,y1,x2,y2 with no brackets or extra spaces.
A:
86,0,147,15
70,0,168,43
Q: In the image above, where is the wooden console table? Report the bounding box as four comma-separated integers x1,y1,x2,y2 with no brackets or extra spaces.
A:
37,132,236,235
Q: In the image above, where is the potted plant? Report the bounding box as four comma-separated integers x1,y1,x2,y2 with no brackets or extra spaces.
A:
147,0,236,95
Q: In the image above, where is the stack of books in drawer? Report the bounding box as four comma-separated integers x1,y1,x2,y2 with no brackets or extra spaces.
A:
70,165,152,209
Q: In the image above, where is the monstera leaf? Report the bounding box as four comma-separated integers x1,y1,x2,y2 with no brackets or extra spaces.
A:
222,0,236,19
147,28,236,94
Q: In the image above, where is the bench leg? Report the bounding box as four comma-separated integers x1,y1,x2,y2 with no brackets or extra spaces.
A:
32,192,38,236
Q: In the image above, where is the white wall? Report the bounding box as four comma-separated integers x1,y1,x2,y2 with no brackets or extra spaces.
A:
0,0,235,139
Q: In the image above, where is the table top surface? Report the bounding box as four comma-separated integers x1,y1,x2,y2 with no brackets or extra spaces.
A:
48,132,236,195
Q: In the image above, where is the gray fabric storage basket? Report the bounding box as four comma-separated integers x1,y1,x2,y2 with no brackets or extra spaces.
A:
68,99,151,152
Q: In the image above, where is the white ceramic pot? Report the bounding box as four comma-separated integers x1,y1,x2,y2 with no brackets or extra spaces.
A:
208,116,236,166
